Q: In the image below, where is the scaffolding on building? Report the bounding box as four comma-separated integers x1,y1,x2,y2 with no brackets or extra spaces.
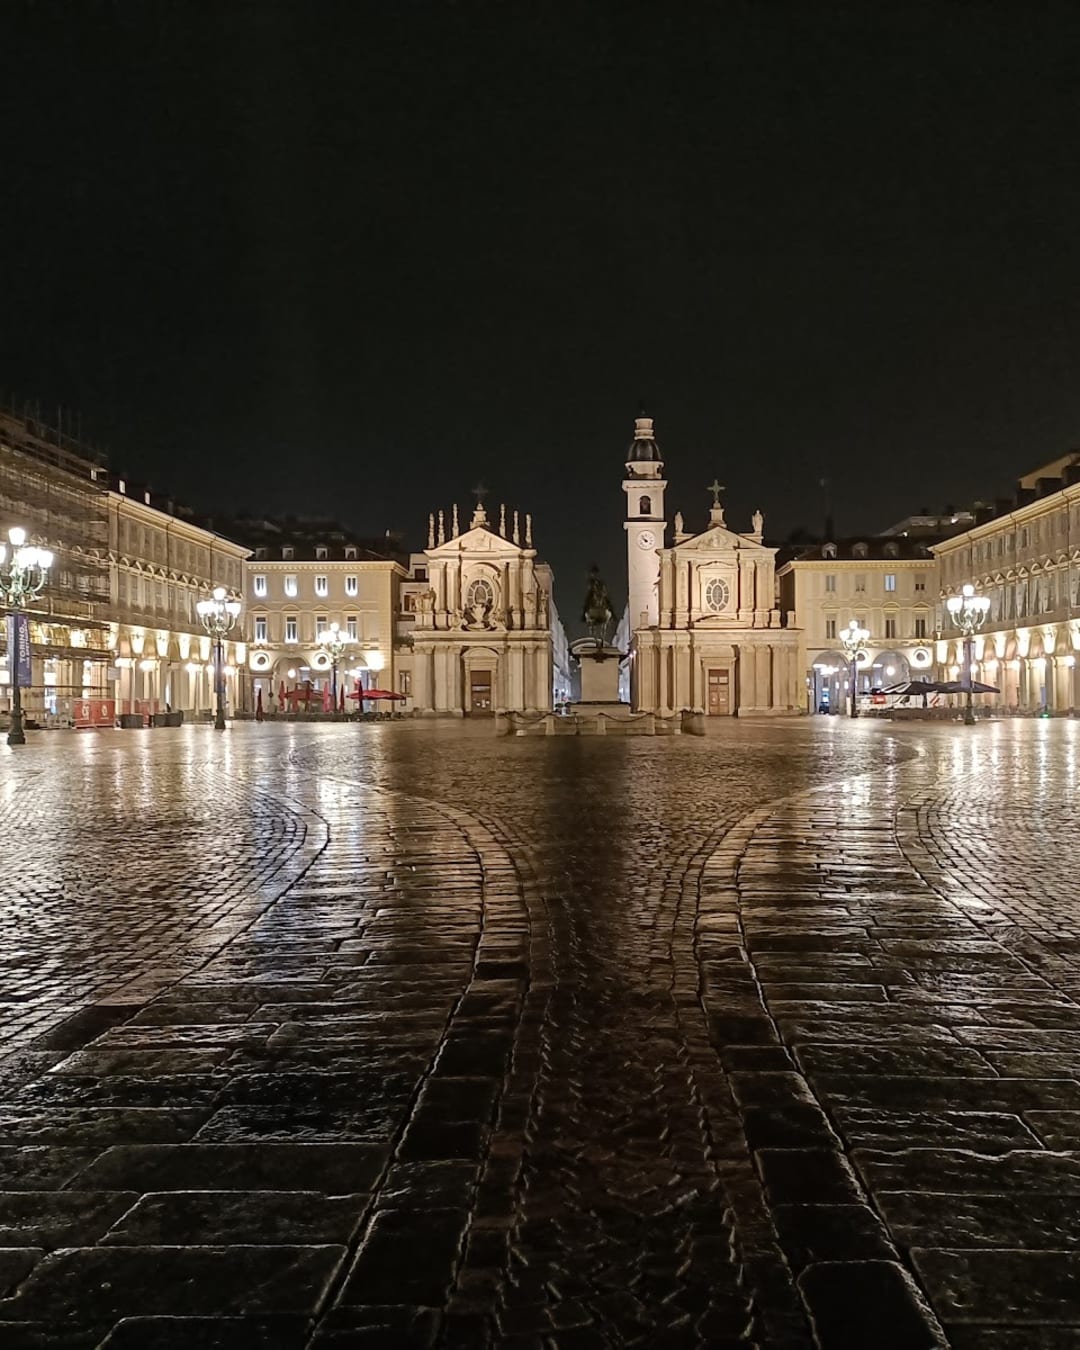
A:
0,404,112,666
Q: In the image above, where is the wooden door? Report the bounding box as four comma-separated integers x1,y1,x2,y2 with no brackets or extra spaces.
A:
707,667,730,716
469,669,493,715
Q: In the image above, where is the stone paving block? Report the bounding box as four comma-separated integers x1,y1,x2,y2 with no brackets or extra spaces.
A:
396,1115,489,1162
814,1075,1080,1113
912,1247,1080,1325
0,1108,209,1147
341,1207,470,1306
96,1314,312,1347
0,1147,98,1190
98,1023,278,1049
0,1245,347,1320
877,1190,1080,1249
72,1142,389,1192
31,1005,141,1051
311,1304,441,1347
6,1074,227,1110
855,1147,1080,1194
797,1043,997,1078
0,1321,106,1349
1025,1111,1080,1149
831,1108,1040,1153
756,1149,863,1204
773,1203,896,1271
194,1104,397,1142
379,1161,479,1211
797,1259,948,1347
0,1248,45,1297
100,1189,370,1245
49,1048,233,1077
729,1071,818,1108
946,1328,1080,1348
0,1191,137,1249
129,1002,261,1025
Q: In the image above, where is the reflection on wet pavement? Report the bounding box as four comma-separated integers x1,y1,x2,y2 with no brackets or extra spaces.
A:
0,719,1078,1345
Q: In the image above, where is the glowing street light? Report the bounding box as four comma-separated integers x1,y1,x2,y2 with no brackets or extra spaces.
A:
946,583,991,726
196,586,242,731
0,526,53,746
839,619,870,719
317,621,351,711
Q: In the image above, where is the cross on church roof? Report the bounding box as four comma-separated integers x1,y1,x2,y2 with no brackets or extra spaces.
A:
472,481,489,505
707,478,725,506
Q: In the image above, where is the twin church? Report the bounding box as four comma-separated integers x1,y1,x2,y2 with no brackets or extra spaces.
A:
409,411,799,718
618,411,799,716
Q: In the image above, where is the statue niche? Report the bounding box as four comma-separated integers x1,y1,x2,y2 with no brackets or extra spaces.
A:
463,575,497,630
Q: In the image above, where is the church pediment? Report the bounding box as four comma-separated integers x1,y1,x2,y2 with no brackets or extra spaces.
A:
427,526,524,558
671,525,770,557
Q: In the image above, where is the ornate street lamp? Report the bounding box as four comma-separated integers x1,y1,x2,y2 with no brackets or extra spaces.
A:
946,583,991,726
0,527,53,746
839,619,870,719
196,586,242,731
317,621,351,711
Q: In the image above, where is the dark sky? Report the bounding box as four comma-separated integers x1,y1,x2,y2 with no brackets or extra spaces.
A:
3,2,1080,618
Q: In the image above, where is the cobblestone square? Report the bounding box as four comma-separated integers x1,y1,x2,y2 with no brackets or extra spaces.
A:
0,719,1078,1347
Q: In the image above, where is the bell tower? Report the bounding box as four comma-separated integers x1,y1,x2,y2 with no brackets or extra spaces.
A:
623,409,667,630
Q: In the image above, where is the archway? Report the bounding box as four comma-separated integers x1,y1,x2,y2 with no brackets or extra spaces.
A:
811,649,847,714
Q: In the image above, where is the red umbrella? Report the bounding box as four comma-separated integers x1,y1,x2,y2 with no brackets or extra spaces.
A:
322,683,332,712
361,689,406,701
255,687,264,722
338,687,346,713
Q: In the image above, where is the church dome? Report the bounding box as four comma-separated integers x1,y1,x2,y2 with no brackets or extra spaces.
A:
627,411,662,463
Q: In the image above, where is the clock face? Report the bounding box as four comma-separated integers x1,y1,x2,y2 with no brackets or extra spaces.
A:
638,530,656,550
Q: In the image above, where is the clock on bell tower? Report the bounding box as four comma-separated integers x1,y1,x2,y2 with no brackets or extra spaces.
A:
622,409,667,631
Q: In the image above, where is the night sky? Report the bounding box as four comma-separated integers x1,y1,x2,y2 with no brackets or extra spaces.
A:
3,2,1080,618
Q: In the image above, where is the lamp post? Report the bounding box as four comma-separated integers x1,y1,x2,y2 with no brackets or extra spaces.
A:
839,619,870,719
196,586,242,731
0,527,53,746
317,622,351,712
946,583,991,725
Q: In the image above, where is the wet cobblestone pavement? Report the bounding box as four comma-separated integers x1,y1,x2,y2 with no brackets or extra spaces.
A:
0,719,1078,1347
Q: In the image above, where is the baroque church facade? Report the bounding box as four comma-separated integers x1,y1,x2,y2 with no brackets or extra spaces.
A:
622,413,800,716
409,498,559,715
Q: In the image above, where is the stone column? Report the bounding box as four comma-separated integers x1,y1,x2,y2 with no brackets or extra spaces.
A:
1055,656,1072,712
759,644,771,709
536,643,550,711
413,647,431,712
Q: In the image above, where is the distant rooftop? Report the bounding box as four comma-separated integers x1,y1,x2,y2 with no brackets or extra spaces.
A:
221,515,409,564
780,535,938,565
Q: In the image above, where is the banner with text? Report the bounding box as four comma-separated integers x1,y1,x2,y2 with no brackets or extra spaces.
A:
6,614,30,686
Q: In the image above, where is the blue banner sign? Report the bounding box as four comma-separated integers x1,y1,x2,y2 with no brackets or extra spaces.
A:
6,614,31,686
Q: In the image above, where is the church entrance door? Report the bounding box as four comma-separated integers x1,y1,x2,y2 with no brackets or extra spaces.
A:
707,667,731,716
469,669,494,715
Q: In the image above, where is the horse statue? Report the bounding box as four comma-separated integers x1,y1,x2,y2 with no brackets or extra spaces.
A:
582,565,615,643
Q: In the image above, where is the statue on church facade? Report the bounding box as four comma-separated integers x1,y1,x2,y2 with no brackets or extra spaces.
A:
752,509,764,535
582,565,615,642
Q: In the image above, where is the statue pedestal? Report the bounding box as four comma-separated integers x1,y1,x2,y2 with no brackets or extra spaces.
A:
577,643,622,703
